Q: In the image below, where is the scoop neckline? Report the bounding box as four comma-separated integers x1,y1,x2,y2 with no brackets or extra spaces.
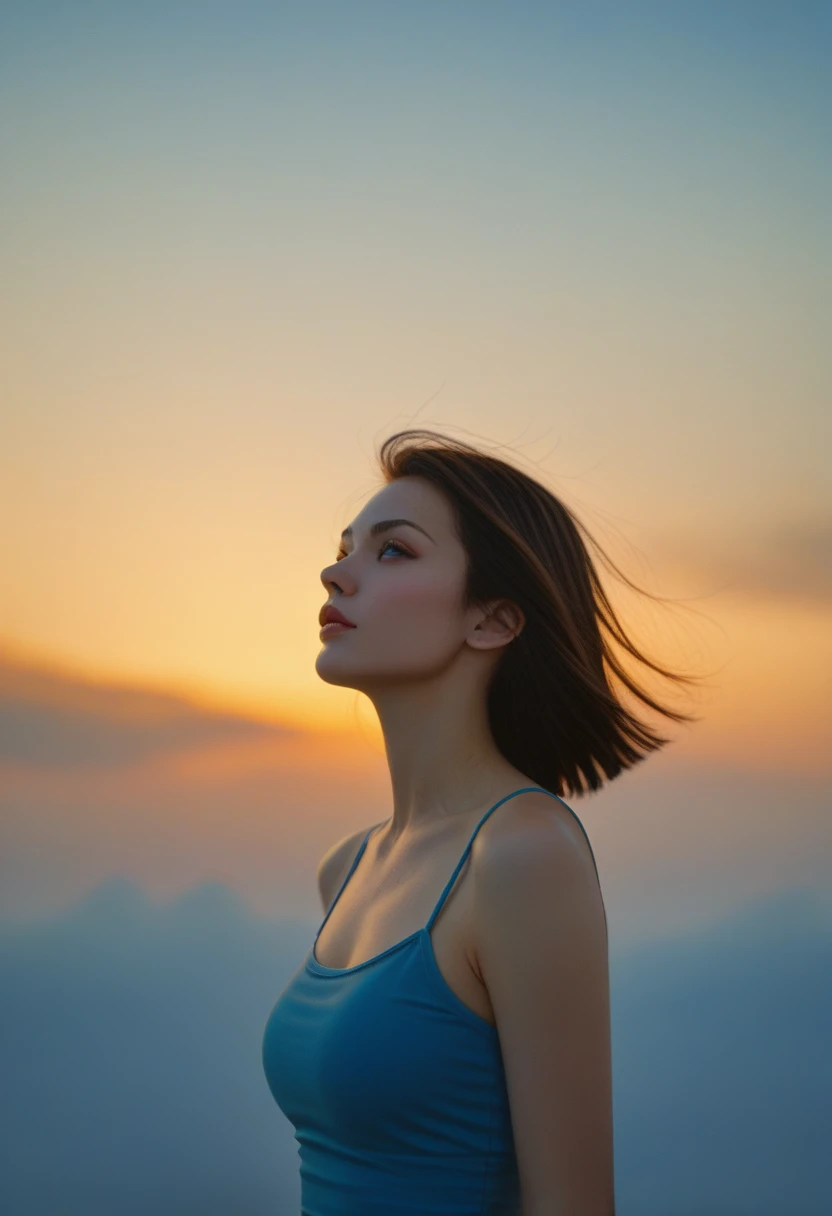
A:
305,786,563,981
307,926,425,975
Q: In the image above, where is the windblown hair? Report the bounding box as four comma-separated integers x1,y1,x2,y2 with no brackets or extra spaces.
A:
377,428,709,798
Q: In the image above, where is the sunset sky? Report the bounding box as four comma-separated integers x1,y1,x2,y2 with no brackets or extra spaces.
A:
1,4,830,1212
2,3,828,931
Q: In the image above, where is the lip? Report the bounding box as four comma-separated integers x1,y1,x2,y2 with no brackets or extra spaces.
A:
319,604,356,628
319,621,355,638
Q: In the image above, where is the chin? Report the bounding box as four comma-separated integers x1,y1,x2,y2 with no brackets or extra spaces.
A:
314,650,358,689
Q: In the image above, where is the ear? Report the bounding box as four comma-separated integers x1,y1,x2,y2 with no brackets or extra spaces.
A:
467,599,525,651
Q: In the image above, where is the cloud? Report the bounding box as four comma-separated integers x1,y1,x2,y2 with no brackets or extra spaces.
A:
0,648,384,926
0,880,828,1214
0,648,296,771
647,519,832,604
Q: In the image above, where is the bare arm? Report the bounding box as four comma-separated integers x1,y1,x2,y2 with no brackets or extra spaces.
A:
473,795,615,1215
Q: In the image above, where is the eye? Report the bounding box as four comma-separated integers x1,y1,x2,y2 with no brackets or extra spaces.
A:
335,538,413,562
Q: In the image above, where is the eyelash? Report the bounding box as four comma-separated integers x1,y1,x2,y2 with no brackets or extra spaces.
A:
335,538,412,562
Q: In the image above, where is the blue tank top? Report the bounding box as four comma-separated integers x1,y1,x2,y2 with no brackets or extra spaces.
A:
261,785,601,1215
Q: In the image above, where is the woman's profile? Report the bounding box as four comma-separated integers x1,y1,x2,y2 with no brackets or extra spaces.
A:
262,428,702,1215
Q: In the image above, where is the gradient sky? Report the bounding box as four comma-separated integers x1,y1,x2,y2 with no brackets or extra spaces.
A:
1,3,830,919
1,5,830,1211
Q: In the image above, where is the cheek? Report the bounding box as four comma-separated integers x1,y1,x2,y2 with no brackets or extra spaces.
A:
372,573,461,640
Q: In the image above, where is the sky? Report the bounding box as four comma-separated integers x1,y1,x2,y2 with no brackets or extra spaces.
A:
1,878,829,1214
1,2,830,1211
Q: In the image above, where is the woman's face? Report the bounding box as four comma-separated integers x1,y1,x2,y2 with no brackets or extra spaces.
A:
315,477,478,692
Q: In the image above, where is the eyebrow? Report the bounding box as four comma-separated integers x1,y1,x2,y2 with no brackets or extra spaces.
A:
340,518,436,544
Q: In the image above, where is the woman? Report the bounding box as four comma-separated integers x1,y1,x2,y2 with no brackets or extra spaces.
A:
263,429,702,1214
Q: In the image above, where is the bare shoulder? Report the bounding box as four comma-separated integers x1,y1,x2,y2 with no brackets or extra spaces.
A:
472,788,600,885
469,788,606,972
316,823,378,915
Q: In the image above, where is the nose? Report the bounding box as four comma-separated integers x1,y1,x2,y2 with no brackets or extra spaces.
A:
321,561,345,593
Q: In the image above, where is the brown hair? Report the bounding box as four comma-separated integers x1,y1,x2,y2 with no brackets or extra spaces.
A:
376,428,710,798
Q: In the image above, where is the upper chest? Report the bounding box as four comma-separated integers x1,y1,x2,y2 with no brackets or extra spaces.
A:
314,822,497,1028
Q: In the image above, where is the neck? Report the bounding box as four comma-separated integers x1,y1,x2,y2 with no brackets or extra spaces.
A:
364,669,527,844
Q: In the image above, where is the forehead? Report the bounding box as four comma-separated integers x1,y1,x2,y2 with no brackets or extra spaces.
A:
348,478,452,535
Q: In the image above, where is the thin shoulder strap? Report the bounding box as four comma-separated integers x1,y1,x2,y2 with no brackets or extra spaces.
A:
424,785,602,932
314,822,383,941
